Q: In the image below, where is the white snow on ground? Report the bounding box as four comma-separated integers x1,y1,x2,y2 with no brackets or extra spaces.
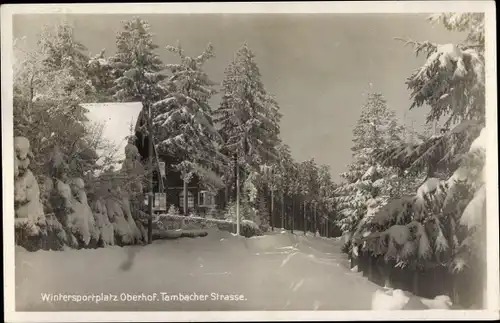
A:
15,229,382,311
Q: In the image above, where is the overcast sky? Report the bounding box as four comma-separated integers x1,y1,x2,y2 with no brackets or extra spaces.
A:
13,13,465,181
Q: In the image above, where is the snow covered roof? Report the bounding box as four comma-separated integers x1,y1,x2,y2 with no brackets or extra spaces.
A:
81,102,143,171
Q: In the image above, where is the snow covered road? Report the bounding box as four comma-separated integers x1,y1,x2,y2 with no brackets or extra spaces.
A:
15,230,382,311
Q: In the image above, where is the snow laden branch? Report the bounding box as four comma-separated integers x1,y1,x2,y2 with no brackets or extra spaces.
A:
153,42,227,189
374,120,484,176
396,13,485,127
358,127,486,273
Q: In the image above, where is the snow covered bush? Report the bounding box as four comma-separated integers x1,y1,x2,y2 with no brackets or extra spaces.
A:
104,187,145,246
167,205,181,216
90,199,114,246
14,137,45,225
46,173,100,249
206,205,222,219
223,200,257,223
14,137,48,250
14,137,74,251
240,219,263,238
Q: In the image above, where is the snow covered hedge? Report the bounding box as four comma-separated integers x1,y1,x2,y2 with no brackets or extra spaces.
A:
14,137,148,251
156,213,263,238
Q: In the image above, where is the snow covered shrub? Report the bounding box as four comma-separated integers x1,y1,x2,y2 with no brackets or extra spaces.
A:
105,196,132,245
259,223,271,233
223,200,256,222
40,213,69,251
206,205,222,219
58,177,100,249
90,199,115,246
13,137,63,251
167,205,181,216
240,219,263,238
155,205,183,230
120,192,144,243
14,137,45,224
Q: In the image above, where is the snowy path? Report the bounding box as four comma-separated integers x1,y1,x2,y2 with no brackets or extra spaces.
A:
15,230,382,311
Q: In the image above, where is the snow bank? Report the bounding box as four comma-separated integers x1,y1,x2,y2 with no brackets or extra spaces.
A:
372,288,452,310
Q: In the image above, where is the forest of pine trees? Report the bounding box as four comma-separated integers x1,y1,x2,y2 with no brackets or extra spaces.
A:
13,17,342,248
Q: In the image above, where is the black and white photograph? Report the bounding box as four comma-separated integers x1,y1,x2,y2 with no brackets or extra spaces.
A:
2,2,498,322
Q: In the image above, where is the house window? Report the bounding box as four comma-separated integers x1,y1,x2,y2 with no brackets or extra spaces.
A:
198,190,215,207
153,193,167,212
179,191,194,209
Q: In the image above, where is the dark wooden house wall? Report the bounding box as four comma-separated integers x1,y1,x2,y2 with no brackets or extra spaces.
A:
135,120,220,214
134,112,229,215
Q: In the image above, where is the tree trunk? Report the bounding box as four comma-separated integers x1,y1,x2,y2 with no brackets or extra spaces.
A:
281,192,285,229
270,189,274,231
183,178,188,216
291,196,295,234
225,185,229,206
326,216,329,238
412,270,419,295
233,154,238,202
313,205,317,235
236,157,240,236
303,201,307,235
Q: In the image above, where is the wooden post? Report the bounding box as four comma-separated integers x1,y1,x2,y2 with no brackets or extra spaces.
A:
183,178,188,216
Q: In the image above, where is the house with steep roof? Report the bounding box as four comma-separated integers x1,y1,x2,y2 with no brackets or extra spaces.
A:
82,102,225,215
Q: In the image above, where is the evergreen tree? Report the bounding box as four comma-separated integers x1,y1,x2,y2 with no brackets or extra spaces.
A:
379,13,485,179
367,13,486,308
13,24,100,181
298,159,320,233
152,42,226,186
274,143,294,229
317,164,337,235
37,22,95,102
286,161,302,233
109,17,166,105
214,43,282,170
86,49,114,102
334,93,405,236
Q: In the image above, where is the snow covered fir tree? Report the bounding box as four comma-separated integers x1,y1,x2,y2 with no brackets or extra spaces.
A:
338,13,488,309
10,10,496,313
